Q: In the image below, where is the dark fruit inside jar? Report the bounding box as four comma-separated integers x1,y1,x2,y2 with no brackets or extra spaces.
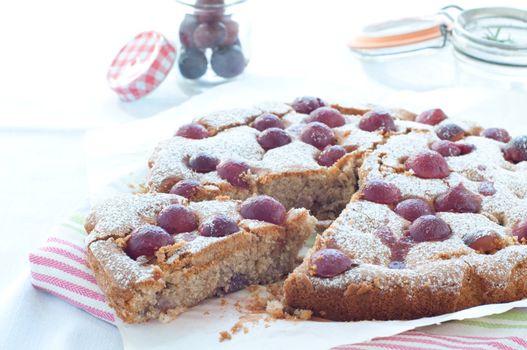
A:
482,128,511,143
199,215,239,237
188,152,220,173
307,107,345,128
210,45,246,78
157,204,198,235
178,49,208,79
434,183,482,213
170,179,200,198
503,136,527,163
394,198,434,222
408,215,451,242
299,122,336,150
175,123,209,139
216,159,250,188
362,180,401,205
221,17,239,47
405,150,450,179
239,195,286,225
415,108,447,125
193,21,227,49
358,110,396,132
309,248,355,278
125,225,174,259
257,128,291,150
317,145,346,167
291,96,325,114
179,14,199,48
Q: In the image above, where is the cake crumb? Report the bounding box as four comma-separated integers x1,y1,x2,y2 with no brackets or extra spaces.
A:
203,310,210,315
220,298,228,306
219,331,232,342
265,300,285,319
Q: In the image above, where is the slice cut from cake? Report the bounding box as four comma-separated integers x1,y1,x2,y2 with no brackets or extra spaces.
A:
85,193,316,323
284,125,527,320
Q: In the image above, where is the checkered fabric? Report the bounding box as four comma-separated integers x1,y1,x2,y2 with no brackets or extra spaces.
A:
107,31,176,102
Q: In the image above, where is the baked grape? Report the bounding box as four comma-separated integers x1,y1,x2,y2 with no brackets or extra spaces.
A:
239,195,286,225
291,96,325,114
217,159,250,188
309,248,354,278
175,123,209,139
199,215,239,237
157,204,198,234
257,128,291,150
464,231,500,253
435,123,465,141
434,183,482,213
478,181,496,196
300,122,336,150
358,110,396,132
394,198,434,222
307,107,345,128
482,128,511,143
125,225,174,259
415,108,447,125
503,136,527,163
169,179,200,198
405,150,450,179
362,180,401,205
512,219,527,243
188,152,220,173
252,113,284,131
408,215,451,242
317,145,346,167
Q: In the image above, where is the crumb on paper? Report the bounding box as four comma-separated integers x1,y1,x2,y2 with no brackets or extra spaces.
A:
220,298,228,306
203,310,210,315
266,300,285,319
219,331,232,342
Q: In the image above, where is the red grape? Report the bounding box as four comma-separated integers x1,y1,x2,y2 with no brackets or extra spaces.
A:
179,14,198,48
309,248,355,278
362,180,401,205
157,204,198,234
217,159,250,188
125,225,174,259
415,108,447,125
307,107,345,128
317,145,346,166
405,150,450,179
434,183,482,213
239,195,286,225
291,96,325,114
193,22,227,49
169,179,200,198
358,110,396,132
300,122,336,150
464,231,500,253
482,128,511,143
512,219,527,243
503,136,527,163
257,128,291,150
408,215,451,242
394,198,434,222
252,113,284,131
199,215,239,237
435,123,465,141
188,152,219,173
175,123,209,139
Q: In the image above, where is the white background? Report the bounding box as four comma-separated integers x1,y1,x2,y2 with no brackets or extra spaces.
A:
0,0,526,349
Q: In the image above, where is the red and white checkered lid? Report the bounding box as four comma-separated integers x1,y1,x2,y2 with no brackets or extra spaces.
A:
107,31,176,102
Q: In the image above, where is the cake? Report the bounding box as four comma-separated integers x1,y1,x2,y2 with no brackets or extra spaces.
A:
85,96,527,323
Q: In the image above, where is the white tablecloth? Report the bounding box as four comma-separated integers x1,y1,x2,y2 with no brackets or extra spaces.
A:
1,0,526,349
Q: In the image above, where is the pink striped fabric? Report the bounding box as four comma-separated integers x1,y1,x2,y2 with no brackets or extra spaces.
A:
29,221,527,349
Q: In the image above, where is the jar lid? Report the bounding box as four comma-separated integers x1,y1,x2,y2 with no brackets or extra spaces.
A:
452,7,527,66
107,31,177,102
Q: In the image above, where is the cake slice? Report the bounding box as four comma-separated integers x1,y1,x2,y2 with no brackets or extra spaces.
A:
85,193,316,323
284,126,527,320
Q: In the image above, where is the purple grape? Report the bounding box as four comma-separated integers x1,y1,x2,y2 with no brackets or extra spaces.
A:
175,123,209,139
291,96,325,114
157,204,198,235
217,159,250,188
178,49,208,80
358,110,396,132
193,22,227,49
317,145,346,166
125,225,174,259
405,150,450,179
169,179,200,198
239,195,286,225
252,113,284,131
435,123,465,141
199,215,239,237
430,140,461,157
434,183,482,213
512,219,527,243
307,107,345,128
309,249,354,278
394,198,434,222
415,109,447,125
257,128,291,150
482,128,511,143
504,136,527,163
210,45,246,78
188,152,219,173
300,122,336,150
408,215,451,242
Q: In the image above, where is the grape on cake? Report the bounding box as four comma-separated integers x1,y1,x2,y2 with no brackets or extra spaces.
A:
85,96,527,323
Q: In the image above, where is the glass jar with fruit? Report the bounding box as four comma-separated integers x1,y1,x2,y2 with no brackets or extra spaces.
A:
176,0,250,83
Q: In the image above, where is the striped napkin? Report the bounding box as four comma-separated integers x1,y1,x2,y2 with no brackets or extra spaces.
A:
29,212,527,349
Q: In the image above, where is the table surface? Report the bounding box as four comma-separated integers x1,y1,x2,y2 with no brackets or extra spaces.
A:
1,0,526,349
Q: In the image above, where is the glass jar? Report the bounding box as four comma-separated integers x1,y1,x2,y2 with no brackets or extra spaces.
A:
175,0,251,84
